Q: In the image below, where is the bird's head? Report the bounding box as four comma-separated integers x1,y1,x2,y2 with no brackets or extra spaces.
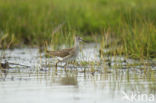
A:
75,36,87,43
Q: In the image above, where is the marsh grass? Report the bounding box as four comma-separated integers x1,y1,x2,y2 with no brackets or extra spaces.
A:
0,0,156,59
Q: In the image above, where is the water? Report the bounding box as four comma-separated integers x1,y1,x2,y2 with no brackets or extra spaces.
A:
0,44,156,103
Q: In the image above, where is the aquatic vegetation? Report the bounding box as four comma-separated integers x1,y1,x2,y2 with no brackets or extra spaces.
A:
0,0,156,58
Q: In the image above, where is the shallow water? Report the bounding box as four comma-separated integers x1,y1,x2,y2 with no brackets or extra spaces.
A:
0,44,156,103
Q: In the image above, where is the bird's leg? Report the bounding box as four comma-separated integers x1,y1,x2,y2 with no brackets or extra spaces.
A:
55,62,58,73
64,63,68,72
55,61,59,71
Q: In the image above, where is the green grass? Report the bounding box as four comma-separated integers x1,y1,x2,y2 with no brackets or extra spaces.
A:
0,0,156,58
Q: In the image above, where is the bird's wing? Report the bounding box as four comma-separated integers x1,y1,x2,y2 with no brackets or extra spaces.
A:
46,48,73,58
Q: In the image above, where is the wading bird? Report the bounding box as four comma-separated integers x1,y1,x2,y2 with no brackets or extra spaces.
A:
46,36,86,70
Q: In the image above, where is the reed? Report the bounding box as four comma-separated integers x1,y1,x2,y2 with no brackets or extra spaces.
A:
0,0,155,58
